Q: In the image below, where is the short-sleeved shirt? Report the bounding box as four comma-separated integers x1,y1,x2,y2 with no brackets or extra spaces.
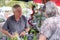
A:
2,15,28,35
40,16,60,40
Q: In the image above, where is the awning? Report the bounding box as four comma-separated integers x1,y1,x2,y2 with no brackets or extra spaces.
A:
33,0,60,6
33,0,42,3
51,0,60,6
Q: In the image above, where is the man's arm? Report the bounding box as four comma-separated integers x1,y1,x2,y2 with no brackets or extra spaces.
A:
25,27,30,32
39,19,52,40
20,16,30,36
2,29,13,38
39,34,46,40
2,18,14,38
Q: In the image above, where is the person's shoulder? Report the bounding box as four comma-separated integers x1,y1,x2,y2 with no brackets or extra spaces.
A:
47,16,60,23
44,17,55,23
55,16,60,22
48,17,55,20
22,15,27,19
22,15,26,18
7,15,14,20
55,16,60,19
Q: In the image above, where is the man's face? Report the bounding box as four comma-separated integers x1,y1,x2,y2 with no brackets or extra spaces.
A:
13,7,22,18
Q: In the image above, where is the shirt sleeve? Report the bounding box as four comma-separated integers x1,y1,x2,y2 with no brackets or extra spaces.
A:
40,19,53,38
25,17,29,28
2,18,10,31
22,15,29,29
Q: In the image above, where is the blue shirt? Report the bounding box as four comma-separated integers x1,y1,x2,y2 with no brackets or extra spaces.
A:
2,15,28,35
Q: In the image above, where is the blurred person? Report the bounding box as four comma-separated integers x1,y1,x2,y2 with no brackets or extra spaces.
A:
44,1,58,18
39,1,60,40
1,4,30,40
40,1,58,24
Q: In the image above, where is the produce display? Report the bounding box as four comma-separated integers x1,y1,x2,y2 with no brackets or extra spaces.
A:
8,32,20,40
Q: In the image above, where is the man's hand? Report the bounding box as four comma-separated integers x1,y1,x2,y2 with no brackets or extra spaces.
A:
2,29,15,39
20,31,26,36
20,28,30,36
39,34,46,40
9,35,15,38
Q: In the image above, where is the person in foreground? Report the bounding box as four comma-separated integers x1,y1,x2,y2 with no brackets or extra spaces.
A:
39,1,60,40
2,4,30,40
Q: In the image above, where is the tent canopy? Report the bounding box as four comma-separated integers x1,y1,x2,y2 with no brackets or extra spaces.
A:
33,0,60,6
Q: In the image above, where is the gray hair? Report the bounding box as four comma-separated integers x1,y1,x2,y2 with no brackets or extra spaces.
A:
45,1,59,17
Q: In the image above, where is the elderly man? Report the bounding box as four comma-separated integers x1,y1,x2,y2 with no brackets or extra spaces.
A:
2,4,30,40
39,1,60,40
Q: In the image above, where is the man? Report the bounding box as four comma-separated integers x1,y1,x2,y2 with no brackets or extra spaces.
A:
39,1,60,40
2,4,30,40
